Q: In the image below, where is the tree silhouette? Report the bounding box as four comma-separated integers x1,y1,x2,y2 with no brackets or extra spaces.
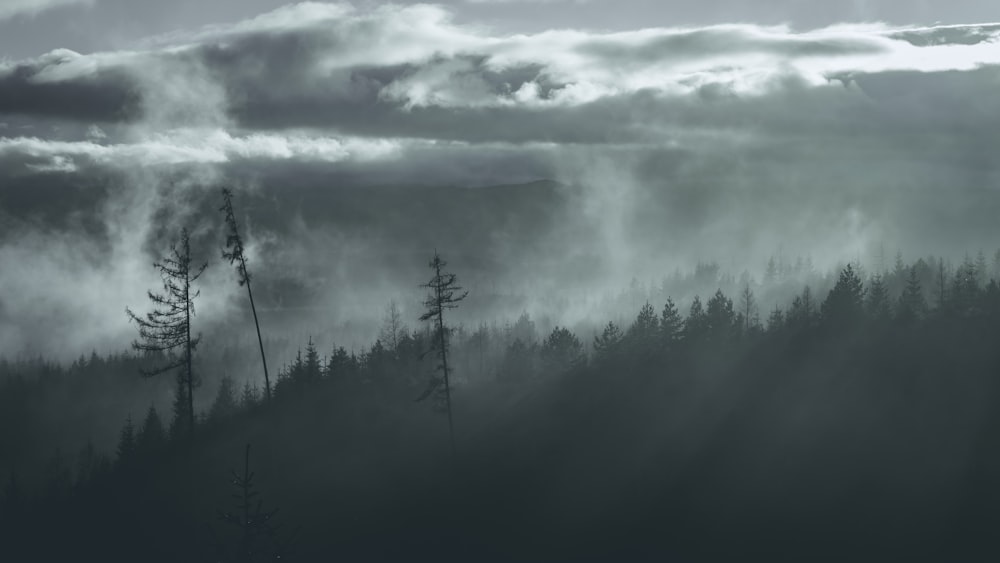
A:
541,326,584,373
116,414,136,467
303,337,322,384
210,376,239,422
216,444,297,562
417,252,468,459
593,321,623,361
787,286,816,331
126,228,206,441
951,257,980,317
685,296,708,341
221,188,272,403
379,300,407,356
866,274,891,322
767,305,785,332
240,380,261,410
627,302,659,355
705,290,737,340
821,264,865,328
137,405,166,459
896,267,927,324
739,283,759,333
660,298,684,351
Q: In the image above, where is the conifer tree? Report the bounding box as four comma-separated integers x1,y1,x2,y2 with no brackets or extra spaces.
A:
210,376,239,421
379,300,407,355
706,290,737,339
541,326,584,372
221,188,272,402
866,274,891,321
896,266,927,324
767,306,785,332
627,302,659,354
739,283,759,333
116,414,136,466
303,336,322,384
240,380,260,410
137,406,166,457
216,444,297,562
326,346,351,379
660,298,684,350
126,228,206,441
685,296,708,341
821,264,866,328
416,252,468,458
593,321,623,360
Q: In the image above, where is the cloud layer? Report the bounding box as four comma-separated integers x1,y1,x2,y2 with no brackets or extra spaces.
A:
0,0,92,21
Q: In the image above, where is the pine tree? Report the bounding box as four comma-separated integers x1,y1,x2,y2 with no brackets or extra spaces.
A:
137,406,166,458
303,336,322,384
706,289,737,340
821,264,866,328
379,300,407,356
116,414,136,466
416,252,468,459
936,259,948,311
764,256,778,284
240,380,260,410
215,444,297,562
593,321,623,360
627,302,659,355
739,283,759,333
541,326,584,373
210,376,239,421
326,346,351,379
685,296,708,341
976,249,988,287
787,295,806,329
221,188,272,402
767,306,785,332
896,266,927,324
660,298,684,351
866,274,891,321
951,257,980,316
126,228,206,441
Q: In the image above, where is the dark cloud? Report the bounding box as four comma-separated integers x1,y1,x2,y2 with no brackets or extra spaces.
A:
0,50,139,122
3,5,997,142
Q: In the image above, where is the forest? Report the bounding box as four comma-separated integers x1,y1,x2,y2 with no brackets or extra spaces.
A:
3,189,1000,562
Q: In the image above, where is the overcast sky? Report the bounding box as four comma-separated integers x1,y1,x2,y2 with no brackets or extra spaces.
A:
1,0,998,59
1,1,999,357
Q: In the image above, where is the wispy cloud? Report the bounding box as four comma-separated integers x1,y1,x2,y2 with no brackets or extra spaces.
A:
0,0,93,21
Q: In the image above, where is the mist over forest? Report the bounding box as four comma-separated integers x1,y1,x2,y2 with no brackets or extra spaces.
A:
2,1,1000,561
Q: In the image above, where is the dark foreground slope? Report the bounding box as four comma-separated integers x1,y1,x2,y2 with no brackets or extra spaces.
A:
5,307,1000,562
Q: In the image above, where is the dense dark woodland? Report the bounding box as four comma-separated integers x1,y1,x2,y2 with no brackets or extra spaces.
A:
4,245,1000,561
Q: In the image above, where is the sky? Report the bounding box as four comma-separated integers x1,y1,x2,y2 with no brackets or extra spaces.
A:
1,1,999,358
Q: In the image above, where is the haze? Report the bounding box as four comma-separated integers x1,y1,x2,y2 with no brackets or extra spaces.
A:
1,0,999,359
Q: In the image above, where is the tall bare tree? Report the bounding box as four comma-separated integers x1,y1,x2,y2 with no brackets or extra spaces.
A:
126,228,206,440
378,300,407,355
416,252,468,459
221,188,271,402
739,282,759,332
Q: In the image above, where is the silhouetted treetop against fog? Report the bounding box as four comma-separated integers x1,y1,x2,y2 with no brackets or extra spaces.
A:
820,263,866,329
126,228,206,442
